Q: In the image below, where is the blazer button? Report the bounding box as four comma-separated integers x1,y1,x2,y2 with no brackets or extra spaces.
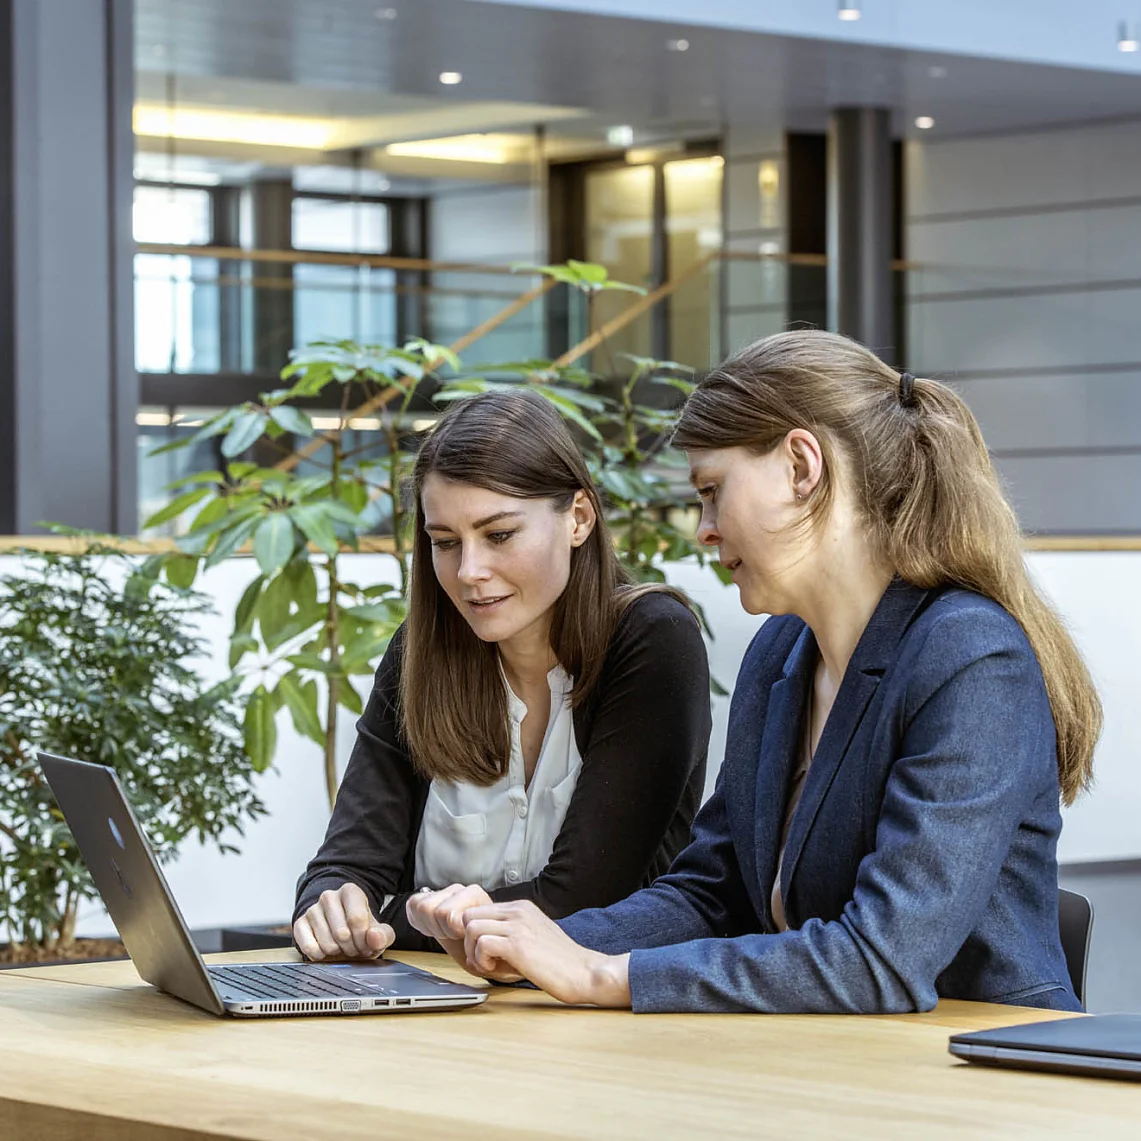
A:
505,869,520,884
516,801,528,818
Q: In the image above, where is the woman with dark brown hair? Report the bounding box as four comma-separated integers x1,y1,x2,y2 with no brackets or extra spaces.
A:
410,329,1102,1014
293,389,711,956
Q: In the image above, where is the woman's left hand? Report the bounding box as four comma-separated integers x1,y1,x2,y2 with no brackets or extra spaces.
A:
461,900,631,1007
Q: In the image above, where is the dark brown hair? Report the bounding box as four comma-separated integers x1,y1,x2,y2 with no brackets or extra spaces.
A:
673,329,1100,804
400,389,678,786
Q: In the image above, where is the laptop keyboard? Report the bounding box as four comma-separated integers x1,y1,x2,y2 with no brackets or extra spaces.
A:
207,962,391,1001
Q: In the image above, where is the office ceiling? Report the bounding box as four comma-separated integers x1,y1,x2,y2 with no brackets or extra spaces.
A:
135,0,1141,143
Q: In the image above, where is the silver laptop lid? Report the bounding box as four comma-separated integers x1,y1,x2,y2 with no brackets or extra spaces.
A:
37,751,225,1015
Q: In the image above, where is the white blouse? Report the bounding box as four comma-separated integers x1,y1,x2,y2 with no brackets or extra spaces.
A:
413,664,583,892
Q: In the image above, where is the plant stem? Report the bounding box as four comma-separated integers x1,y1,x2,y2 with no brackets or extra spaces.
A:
60,885,77,955
321,390,351,809
323,547,341,810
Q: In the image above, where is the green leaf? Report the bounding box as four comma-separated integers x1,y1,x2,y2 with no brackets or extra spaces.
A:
221,410,269,458
283,557,318,612
146,409,237,456
337,680,363,716
163,470,225,491
243,685,277,772
163,554,199,589
228,633,259,670
143,486,213,529
268,405,314,437
257,571,295,648
203,516,258,569
234,574,265,636
289,504,339,557
188,495,232,532
253,513,296,576
710,675,730,698
276,673,325,747
345,602,401,623
535,388,603,442
338,480,369,514
567,259,608,286
286,652,332,673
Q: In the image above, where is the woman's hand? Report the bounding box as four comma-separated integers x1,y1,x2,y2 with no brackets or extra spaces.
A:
406,883,496,966
462,900,631,1007
293,882,395,961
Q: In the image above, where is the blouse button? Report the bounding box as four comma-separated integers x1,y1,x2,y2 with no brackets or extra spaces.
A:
505,869,520,884
516,801,528,819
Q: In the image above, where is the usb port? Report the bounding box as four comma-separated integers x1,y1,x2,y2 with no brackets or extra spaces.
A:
393,997,413,1006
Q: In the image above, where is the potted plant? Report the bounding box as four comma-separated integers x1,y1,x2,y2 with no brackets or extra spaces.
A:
0,541,266,965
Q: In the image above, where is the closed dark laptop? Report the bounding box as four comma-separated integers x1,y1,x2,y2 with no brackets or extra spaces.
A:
949,1014,1141,1081
37,751,487,1018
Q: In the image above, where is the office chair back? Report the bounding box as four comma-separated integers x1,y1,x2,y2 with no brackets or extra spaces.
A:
1058,887,1094,1006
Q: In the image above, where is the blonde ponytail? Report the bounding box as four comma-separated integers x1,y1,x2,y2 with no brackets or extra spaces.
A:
674,330,1101,803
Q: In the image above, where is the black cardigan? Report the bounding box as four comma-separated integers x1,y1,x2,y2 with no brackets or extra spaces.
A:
293,591,712,950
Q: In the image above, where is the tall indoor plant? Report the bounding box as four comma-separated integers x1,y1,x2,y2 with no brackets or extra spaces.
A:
146,261,729,806
0,542,266,962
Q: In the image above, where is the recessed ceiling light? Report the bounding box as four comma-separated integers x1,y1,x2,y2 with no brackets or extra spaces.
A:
915,116,935,130
667,38,690,52
607,125,635,147
838,2,861,20
374,6,397,18
439,71,463,85
1118,21,1139,51
928,65,948,79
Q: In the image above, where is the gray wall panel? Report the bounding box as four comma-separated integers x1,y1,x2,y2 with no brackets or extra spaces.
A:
994,453,1141,533
907,120,1141,530
952,372,1141,452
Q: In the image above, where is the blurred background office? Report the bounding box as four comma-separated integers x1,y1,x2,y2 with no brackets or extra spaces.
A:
0,0,1139,1007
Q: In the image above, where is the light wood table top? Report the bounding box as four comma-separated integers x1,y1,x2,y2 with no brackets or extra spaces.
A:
0,948,1134,1140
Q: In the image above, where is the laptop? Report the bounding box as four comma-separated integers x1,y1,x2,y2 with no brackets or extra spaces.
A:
949,1014,1141,1081
37,751,487,1018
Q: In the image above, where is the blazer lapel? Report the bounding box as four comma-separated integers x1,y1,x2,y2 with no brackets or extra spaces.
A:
753,624,816,928
778,579,934,916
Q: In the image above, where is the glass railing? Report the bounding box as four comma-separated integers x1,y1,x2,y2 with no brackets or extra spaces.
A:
134,245,551,381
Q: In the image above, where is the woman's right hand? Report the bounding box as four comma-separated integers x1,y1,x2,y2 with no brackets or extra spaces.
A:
406,883,503,971
293,882,395,961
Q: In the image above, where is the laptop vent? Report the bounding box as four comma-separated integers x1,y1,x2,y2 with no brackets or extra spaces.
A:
259,1000,341,1015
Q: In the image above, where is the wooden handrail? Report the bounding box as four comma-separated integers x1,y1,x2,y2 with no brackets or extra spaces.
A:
135,243,533,276
137,242,919,274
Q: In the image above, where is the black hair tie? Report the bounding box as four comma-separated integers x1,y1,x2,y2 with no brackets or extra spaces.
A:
898,371,918,409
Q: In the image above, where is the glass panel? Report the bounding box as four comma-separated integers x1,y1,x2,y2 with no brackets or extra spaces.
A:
291,197,389,254
133,185,212,244
664,156,723,369
134,253,220,373
294,263,397,347
584,164,654,368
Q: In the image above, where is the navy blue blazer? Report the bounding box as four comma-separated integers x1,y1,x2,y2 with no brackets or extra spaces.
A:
560,579,1081,1014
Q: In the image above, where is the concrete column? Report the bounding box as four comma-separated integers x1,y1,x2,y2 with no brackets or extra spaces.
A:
249,179,294,375
0,0,135,534
827,107,895,360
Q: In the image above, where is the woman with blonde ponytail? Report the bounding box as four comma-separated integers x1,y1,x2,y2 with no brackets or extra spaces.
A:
411,329,1102,1016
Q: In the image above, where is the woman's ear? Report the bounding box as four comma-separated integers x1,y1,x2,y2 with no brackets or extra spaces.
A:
569,490,597,548
785,429,824,501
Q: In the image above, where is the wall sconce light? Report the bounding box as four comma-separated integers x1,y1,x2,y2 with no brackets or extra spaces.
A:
1118,21,1139,51
838,2,861,20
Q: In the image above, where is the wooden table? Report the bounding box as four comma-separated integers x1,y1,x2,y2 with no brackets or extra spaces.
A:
0,948,1135,1140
